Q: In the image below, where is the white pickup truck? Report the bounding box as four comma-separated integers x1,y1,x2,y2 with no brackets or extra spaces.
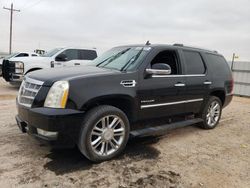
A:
0,52,39,76
1,47,97,83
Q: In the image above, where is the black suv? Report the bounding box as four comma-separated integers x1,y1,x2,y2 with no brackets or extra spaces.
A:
16,44,233,162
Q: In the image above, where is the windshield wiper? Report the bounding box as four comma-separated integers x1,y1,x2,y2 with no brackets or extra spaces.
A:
120,47,144,71
97,48,131,67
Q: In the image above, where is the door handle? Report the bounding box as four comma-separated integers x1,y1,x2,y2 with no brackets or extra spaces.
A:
174,83,186,87
204,81,212,85
74,63,80,66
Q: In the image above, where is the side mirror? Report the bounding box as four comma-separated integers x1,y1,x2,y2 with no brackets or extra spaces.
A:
146,63,171,75
55,53,68,61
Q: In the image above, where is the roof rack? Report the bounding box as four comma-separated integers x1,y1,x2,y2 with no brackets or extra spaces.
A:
173,43,218,53
173,43,184,47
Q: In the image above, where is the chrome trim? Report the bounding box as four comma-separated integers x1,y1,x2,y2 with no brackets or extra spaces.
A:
120,80,137,87
152,74,205,78
11,74,24,81
18,77,44,108
146,68,171,75
203,81,212,85
141,98,204,109
174,83,185,87
25,76,44,85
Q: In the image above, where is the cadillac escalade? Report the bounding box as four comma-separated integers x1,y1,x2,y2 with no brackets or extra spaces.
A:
16,44,233,162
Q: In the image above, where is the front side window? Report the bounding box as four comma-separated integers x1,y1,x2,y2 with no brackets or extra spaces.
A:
16,53,29,57
93,47,150,71
183,51,205,74
42,48,63,57
150,50,180,75
60,49,78,61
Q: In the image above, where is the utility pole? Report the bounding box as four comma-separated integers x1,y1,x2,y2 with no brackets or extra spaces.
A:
3,3,20,54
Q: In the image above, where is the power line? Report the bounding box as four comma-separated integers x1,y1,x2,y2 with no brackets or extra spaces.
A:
22,0,43,10
3,3,20,54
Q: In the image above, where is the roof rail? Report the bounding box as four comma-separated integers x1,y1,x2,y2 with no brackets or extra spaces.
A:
173,43,218,53
173,43,184,47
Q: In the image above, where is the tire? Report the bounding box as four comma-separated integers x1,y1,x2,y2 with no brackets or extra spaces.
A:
78,105,130,162
198,96,222,129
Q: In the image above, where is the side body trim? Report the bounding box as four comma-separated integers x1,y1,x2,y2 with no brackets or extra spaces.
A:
141,98,203,109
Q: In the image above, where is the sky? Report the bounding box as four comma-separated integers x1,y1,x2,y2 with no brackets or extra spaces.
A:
0,0,250,60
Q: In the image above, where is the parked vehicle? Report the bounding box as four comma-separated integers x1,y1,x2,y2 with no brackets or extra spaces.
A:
0,52,39,76
16,44,233,162
2,47,97,83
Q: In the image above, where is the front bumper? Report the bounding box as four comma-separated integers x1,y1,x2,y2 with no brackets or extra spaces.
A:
16,104,85,148
2,60,24,82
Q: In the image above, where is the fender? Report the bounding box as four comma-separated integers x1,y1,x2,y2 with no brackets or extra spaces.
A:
81,94,139,122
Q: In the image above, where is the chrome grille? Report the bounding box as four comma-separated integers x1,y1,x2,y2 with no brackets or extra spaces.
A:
18,77,44,107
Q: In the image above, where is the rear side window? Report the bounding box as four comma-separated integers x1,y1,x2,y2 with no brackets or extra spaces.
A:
16,53,29,57
183,51,205,74
32,54,38,56
205,54,230,76
79,50,97,60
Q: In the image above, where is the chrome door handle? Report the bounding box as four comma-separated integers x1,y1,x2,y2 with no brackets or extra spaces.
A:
204,81,212,85
174,83,186,87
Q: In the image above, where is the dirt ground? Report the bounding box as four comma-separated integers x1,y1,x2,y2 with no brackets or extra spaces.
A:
0,77,249,188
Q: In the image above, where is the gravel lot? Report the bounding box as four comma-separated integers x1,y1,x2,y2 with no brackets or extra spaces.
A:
0,78,249,188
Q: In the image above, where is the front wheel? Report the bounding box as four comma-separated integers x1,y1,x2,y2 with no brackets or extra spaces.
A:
198,96,222,129
78,105,130,162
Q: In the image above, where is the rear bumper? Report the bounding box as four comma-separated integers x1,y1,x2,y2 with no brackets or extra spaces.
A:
16,104,85,148
223,94,233,108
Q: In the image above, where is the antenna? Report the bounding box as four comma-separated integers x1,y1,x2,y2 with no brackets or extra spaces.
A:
145,41,151,45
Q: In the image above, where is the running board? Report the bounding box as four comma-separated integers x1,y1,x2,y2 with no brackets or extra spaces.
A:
130,118,203,137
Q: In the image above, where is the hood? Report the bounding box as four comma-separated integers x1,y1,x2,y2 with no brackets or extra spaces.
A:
9,56,51,63
27,65,118,86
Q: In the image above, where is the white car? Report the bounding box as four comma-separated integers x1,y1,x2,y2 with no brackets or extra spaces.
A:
0,52,39,76
2,47,97,83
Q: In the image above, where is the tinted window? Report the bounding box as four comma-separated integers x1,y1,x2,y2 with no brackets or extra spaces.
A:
61,49,78,61
183,51,205,74
32,54,38,56
205,54,230,77
151,50,180,74
79,50,97,60
16,53,29,57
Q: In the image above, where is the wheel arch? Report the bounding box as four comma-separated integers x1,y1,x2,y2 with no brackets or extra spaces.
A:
81,94,137,122
25,67,42,75
209,89,226,105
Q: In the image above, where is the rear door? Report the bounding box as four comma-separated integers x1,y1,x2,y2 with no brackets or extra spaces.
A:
181,50,211,114
78,49,97,66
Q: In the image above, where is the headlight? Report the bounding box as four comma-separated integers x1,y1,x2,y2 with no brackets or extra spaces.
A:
44,81,69,108
15,61,24,69
15,61,24,73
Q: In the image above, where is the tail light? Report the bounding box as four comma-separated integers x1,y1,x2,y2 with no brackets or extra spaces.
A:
229,77,234,94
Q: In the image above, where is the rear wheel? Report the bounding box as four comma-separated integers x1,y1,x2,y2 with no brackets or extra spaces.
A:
78,105,130,162
198,96,222,129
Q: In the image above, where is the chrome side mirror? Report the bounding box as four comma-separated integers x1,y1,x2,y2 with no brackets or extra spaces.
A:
146,63,171,75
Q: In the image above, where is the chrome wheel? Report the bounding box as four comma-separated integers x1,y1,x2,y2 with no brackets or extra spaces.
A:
206,101,221,127
90,115,125,156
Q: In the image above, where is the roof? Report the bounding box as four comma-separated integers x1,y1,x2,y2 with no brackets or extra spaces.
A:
117,43,219,55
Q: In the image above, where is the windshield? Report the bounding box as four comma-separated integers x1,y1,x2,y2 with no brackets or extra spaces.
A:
4,53,19,59
42,48,63,57
92,47,150,71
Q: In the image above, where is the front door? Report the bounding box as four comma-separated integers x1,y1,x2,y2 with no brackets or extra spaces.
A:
54,49,80,67
138,49,187,120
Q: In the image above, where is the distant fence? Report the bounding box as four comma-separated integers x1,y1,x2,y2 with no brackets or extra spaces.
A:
232,61,250,97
